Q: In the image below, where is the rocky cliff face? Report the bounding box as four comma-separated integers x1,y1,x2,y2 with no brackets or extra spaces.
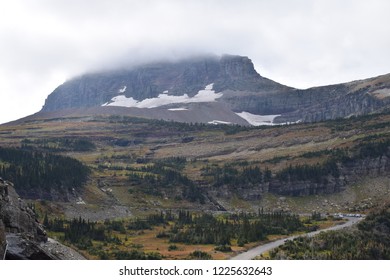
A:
224,79,390,122
273,84,389,123
0,178,50,259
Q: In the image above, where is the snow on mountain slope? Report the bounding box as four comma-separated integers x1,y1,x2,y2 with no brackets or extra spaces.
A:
236,111,303,126
236,111,281,126
167,108,188,111
101,96,138,107
102,83,222,109
208,120,232,125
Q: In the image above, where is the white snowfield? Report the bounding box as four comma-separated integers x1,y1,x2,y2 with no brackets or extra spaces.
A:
236,111,281,126
102,83,222,108
208,120,232,125
167,108,188,111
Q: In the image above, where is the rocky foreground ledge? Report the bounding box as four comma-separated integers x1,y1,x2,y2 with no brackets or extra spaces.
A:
1,177,85,260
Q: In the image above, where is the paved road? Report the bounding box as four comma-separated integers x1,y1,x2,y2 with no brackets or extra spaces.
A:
230,217,362,260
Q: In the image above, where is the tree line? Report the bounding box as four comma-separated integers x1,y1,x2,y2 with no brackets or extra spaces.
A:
128,160,205,203
162,210,306,247
202,164,272,188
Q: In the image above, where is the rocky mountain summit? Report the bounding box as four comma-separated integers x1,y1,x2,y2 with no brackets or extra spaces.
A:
38,54,390,125
41,55,287,111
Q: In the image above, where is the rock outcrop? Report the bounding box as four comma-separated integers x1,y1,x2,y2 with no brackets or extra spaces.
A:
0,178,50,259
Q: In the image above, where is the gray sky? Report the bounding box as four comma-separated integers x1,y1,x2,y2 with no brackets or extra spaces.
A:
1,0,390,124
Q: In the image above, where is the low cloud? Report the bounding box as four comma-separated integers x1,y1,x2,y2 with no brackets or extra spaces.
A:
1,0,390,123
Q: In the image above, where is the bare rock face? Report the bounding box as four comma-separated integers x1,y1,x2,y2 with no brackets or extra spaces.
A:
0,178,49,259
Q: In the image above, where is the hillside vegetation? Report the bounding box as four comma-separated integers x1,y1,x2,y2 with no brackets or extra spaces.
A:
265,203,390,260
0,147,90,200
43,210,324,260
0,112,389,213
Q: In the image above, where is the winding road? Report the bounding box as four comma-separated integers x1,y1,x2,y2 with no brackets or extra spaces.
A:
230,216,362,260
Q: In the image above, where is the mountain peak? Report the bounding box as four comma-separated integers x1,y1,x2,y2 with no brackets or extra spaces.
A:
219,54,259,78
37,54,390,126
41,54,280,112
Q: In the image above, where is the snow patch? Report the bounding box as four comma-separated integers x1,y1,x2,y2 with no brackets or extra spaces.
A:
190,83,222,102
102,83,222,108
118,86,127,93
163,90,169,94
168,108,188,111
208,120,232,125
136,94,191,108
102,95,138,107
205,83,213,90
236,111,281,126
236,111,302,126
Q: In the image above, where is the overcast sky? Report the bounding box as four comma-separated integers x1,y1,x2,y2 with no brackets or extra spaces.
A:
1,0,390,124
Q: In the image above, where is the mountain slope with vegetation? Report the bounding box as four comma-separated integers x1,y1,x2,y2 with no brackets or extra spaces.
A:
0,110,389,213
0,107,389,259
0,147,90,200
